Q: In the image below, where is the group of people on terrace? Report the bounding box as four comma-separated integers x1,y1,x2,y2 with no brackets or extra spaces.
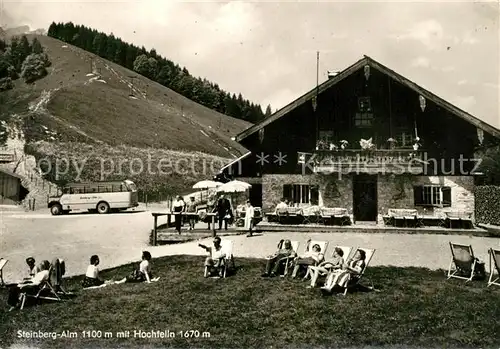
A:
171,194,257,236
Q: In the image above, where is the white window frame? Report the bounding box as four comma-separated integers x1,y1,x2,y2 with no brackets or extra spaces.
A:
422,186,443,206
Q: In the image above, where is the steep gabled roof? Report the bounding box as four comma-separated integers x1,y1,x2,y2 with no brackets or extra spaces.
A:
235,55,500,142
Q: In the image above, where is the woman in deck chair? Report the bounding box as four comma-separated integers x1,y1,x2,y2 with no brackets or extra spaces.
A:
321,249,366,293
199,237,226,277
82,255,106,288
291,241,325,278
262,239,296,277
307,247,345,288
7,260,50,311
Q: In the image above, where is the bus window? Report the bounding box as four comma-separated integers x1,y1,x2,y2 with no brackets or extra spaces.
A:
112,184,123,192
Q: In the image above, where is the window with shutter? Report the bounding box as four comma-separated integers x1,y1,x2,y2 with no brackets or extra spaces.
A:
442,186,451,207
414,185,452,207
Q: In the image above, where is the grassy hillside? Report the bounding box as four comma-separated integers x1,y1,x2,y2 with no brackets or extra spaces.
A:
26,141,229,199
0,34,253,198
1,34,251,158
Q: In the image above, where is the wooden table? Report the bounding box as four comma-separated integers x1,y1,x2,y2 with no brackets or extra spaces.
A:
151,212,217,245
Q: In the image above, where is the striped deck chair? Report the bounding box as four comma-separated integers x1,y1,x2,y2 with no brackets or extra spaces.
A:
340,248,375,296
321,247,376,296
21,265,62,310
487,248,500,287
447,243,485,282
290,240,329,278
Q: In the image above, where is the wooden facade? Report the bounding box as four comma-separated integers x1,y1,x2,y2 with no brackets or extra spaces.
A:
221,56,500,221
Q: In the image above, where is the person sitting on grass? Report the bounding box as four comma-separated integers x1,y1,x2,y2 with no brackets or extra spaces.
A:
116,251,154,284
199,237,226,277
321,249,366,293
306,247,344,288
7,260,50,311
82,255,107,288
25,256,40,280
262,239,296,277
291,240,324,278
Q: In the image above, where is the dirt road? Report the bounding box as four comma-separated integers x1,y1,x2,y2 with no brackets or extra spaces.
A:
1,205,499,283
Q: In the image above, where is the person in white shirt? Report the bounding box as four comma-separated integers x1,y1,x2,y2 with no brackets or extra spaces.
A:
275,198,288,213
8,260,50,310
244,200,255,237
25,256,40,280
82,255,104,288
125,251,153,283
199,237,226,277
172,195,186,234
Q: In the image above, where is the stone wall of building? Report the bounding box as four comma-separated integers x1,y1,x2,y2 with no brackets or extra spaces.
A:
262,173,475,222
261,174,353,213
377,174,475,221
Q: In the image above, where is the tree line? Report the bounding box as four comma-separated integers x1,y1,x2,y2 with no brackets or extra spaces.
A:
47,22,273,123
0,35,51,91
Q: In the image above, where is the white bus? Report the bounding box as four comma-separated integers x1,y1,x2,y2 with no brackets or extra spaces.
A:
47,180,139,215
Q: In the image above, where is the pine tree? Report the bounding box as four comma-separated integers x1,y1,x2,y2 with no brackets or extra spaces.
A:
265,104,272,117
31,37,43,54
48,22,58,37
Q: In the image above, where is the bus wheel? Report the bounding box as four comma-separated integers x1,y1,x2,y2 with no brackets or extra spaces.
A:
97,201,110,214
50,204,62,216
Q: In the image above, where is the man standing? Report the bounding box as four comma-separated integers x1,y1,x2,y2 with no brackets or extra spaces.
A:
215,195,232,230
172,195,186,234
186,196,197,230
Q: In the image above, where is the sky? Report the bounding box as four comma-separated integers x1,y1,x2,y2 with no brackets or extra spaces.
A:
1,0,500,127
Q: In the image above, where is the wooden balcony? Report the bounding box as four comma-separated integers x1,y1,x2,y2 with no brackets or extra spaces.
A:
298,149,426,174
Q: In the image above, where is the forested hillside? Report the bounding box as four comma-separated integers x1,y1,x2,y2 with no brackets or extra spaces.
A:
47,22,273,124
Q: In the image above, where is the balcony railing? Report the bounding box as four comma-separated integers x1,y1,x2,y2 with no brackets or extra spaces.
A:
298,149,426,174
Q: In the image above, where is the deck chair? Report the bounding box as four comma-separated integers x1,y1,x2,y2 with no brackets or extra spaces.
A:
487,248,500,287
0,258,7,286
20,265,62,310
304,245,352,283
290,240,329,277
447,243,485,282
340,247,376,296
266,240,299,277
204,240,235,278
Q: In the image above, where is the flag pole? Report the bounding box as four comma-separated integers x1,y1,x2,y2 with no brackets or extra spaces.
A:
315,51,320,146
